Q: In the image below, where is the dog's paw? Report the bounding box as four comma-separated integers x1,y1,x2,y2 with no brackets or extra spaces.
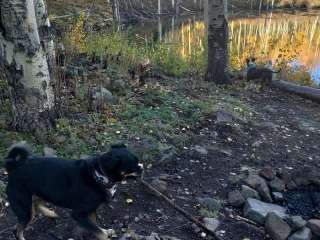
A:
96,229,110,240
97,228,116,240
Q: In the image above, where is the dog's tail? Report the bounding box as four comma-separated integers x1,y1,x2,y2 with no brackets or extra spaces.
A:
4,143,31,172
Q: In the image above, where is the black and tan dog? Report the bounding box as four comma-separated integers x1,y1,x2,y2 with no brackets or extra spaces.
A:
4,143,143,240
246,58,281,87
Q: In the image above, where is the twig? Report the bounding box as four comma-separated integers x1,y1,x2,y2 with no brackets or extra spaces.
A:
233,215,259,227
138,178,222,240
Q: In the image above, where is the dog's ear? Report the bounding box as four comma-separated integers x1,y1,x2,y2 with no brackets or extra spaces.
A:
111,144,127,149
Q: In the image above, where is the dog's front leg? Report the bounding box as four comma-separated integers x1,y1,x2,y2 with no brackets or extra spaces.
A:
72,211,110,240
16,223,27,240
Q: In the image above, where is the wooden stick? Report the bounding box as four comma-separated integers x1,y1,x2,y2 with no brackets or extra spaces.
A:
138,178,222,240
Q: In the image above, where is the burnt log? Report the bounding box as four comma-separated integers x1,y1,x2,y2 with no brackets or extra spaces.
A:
271,80,320,103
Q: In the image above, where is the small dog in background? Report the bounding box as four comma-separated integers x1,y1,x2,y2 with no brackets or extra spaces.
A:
128,59,150,86
246,58,281,87
4,143,143,240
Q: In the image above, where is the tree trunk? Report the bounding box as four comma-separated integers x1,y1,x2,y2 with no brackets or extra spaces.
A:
175,0,182,15
0,0,55,141
205,0,231,84
271,80,320,103
111,0,121,26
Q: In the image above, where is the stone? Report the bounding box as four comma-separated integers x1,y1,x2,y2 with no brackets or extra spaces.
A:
259,166,275,180
216,110,233,123
287,181,298,190
150,179,167,193
55,135,66,144
265,213,291,240
269,177,285,192
292,166,320,187
307,219,320,236
277,169,292,185
243,198,287,225
296,119,318,132
287,216,307,231
228,190,245,207
272,192,284,202
245,174,273,202
89,87,114,111
288,227,312,240
194,145,208,155
43,147,56,157
197,197,222,212
203,218,220,232
112,79,126,90
241,185,261,200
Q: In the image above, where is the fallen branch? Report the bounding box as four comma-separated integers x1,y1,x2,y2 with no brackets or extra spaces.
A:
271,80,320,103
138,178,222,240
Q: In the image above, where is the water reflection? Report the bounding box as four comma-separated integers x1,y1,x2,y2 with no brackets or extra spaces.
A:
136,12,320,86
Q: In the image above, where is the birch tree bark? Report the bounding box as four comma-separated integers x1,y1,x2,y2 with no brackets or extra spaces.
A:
111,0,121,26
205,0,231,84
0,0,55,141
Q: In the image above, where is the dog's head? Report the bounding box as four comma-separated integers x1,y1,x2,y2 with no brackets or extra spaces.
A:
246,57,257,69
98,144,143,182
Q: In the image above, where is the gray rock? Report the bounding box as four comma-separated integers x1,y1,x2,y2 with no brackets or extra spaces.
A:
259,166,275,180
55,135,66,144
269,177,285,192
296,119,318,132
228,190,245,207
272,192,284,202
197,197,222,212
112,79,126,90
216,110,233,123
245,174,273,202
89,87,114,111
194,145,208,155
292,166,320,187
43,147,56,157
287,181,298,190
203,218,220,232
287,216,307,231
288,227,312,240
241,185,261,200
277,169,292,185
265,213,291,240
243,198,287,225
307,219,320,236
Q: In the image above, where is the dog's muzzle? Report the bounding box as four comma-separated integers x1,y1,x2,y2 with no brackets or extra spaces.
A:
124,163,144,178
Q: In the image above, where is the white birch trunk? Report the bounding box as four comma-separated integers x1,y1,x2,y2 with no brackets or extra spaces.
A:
0,0,55,139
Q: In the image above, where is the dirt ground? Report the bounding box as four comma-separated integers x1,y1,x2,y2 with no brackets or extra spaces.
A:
1,84,320,240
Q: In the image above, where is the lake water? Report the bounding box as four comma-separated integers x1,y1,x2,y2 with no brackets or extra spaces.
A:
133,11,320,86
